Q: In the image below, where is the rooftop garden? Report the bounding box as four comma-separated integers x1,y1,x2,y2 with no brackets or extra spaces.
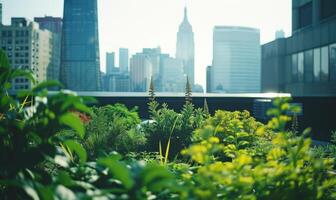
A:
1,50,336,199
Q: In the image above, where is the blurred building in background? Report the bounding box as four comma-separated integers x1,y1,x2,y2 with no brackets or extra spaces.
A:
161,56,185,92
262,0,336,96
130,52,152,92
61,0,101,91
34,16,62,82
0,3,3,25
0,18,59,93
119,48,129,73
176,7,195,86
106,52,116,75
209,26,261,93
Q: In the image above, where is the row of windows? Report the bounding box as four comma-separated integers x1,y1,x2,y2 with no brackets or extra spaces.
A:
1,30,29,37
291,43,336,83
2,46,30,51
14,78,29,83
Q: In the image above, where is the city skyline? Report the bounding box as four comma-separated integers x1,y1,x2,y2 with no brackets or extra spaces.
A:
0,0,292,88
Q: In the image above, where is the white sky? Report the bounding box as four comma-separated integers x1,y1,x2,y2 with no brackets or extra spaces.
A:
1,0,292,87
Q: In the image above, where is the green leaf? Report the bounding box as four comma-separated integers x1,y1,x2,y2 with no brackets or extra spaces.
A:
59,113,85,139
0,49,10,68
32,80,63,93
63,140,87,164
140,164,173,192
97,156,134,189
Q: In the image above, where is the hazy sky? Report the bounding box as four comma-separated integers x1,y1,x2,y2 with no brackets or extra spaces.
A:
1,0,291,87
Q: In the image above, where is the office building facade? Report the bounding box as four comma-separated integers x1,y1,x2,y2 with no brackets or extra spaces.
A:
61,0,100,91
130,53,152,92
34,16,62,82
0,18,58,93
176,7,195,85
211,26,261,93
162,57,185,92
262,0,336,96
119,48,129,73
106,52,116,75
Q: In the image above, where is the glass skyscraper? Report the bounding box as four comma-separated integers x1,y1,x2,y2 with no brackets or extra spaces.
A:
61,0,100,91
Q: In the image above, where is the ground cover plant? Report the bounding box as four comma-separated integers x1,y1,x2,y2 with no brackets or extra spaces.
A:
1,49,336,199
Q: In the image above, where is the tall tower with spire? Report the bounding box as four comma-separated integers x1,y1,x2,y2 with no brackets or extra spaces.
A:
176,6,195,85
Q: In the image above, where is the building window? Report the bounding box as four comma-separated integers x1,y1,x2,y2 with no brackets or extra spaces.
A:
298,52,304,82
330,43,336,81
304,50,313,83
313,48,321,82
292,54,298,82
321,46,329,82
321,0,336,20
299,2,313,29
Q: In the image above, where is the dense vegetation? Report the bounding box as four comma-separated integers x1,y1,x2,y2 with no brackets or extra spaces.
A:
1,49,336,199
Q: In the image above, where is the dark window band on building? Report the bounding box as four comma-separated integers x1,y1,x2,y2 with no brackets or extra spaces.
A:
299,2,313,29
321,0,336,20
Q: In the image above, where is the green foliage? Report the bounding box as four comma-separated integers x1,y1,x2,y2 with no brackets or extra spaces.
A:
180,98,336,199
185,76,192,104
143,102,208,158
82,104,145,157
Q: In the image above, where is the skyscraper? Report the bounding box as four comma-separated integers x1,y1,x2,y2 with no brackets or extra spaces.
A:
0,3,3,25
34,16,63,82
119,48,129,73
211,26,261,93
61,0,100,91
106,52,116,75
176,7,195,85
130,53,152,92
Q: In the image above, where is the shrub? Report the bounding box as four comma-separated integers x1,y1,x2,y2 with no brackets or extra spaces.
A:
83,104,145,157
142,102,207,158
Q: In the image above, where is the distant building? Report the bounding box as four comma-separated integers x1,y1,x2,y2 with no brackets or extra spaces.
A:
275,30,285,39
0,3,3,25
119,48,129,73
161,57,185,92
105,72,131,92
34,16,62,34
34,16,62,82
211,26,261,93
130,53,152,92
261,0,336,96
206,65,212,93
61,0,101,91
176,7,195,85
106,52,116,75
0,18,58,93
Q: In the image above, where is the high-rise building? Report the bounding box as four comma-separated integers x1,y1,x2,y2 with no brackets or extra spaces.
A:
262,0,336,96
106,52,116,75
162,57,185,92
34,16,62,82
119,48,129,73
176,7,195,85
104,72,130,92
0,18,58,93
130,53,152,92
61,0,100,91
211,26,261,93
34,16,62,34
0,3,3,25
